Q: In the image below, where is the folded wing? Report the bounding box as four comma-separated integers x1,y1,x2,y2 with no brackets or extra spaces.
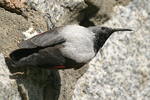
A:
18,27,66,48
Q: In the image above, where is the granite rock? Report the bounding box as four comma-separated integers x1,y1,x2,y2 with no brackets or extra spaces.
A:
73,0,150,100
0,0,134,100
0,53,21,100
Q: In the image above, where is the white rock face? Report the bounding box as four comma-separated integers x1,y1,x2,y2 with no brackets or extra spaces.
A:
73,0,150,100
0,53,21,100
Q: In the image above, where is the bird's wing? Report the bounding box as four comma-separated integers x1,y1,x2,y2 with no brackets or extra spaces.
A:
18,27,66,48
15,47,66,68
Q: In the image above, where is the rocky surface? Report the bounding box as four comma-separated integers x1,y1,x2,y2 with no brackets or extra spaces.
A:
0,0,134,100
81,0,131,27
73,0,150,100
0,53,21,100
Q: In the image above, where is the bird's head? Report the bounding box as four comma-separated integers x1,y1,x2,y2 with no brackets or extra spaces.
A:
88,26,132,52
89,26,132,39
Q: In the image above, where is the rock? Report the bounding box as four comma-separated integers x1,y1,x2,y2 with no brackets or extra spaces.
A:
0,53,21,100
57,64,89,100
0,0,87,25
80,0,131,27
0,0,135,100
0,0,26,13
0,0,131,26
0,7,47,56
24,0,88,26
73,0,150,100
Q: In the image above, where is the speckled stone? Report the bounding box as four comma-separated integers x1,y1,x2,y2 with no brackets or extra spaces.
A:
25,0,87,21
0,53,21,100
73,0,150,100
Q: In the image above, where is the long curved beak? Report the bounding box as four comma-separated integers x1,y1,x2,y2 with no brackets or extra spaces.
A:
112,28,132,32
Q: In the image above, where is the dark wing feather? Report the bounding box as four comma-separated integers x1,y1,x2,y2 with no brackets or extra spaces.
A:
18,27,66,48
16,47,65,68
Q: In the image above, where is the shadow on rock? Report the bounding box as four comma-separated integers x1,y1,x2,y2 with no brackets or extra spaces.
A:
5,57,61,100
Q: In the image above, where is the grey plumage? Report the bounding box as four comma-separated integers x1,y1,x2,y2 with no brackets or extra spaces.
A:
9,25,132,69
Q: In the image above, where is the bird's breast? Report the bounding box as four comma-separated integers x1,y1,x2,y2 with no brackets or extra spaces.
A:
59,25,96,63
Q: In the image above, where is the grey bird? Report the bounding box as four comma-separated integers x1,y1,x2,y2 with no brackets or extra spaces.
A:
9,25,132,70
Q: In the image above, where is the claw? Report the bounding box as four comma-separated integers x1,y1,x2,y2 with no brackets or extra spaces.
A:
43,13,56,30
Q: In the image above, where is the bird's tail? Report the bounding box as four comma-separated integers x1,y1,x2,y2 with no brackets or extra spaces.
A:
9,48,40,67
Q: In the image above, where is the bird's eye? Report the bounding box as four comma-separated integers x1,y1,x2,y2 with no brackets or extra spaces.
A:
101,27,106,30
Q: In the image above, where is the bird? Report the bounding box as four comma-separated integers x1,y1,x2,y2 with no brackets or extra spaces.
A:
9,25,132,70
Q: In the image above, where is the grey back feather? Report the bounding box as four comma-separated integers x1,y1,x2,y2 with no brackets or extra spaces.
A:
18,28,66,48
59,25,96,63
18,25,96,63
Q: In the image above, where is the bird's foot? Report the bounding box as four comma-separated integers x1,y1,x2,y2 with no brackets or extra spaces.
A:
43,13,56,30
